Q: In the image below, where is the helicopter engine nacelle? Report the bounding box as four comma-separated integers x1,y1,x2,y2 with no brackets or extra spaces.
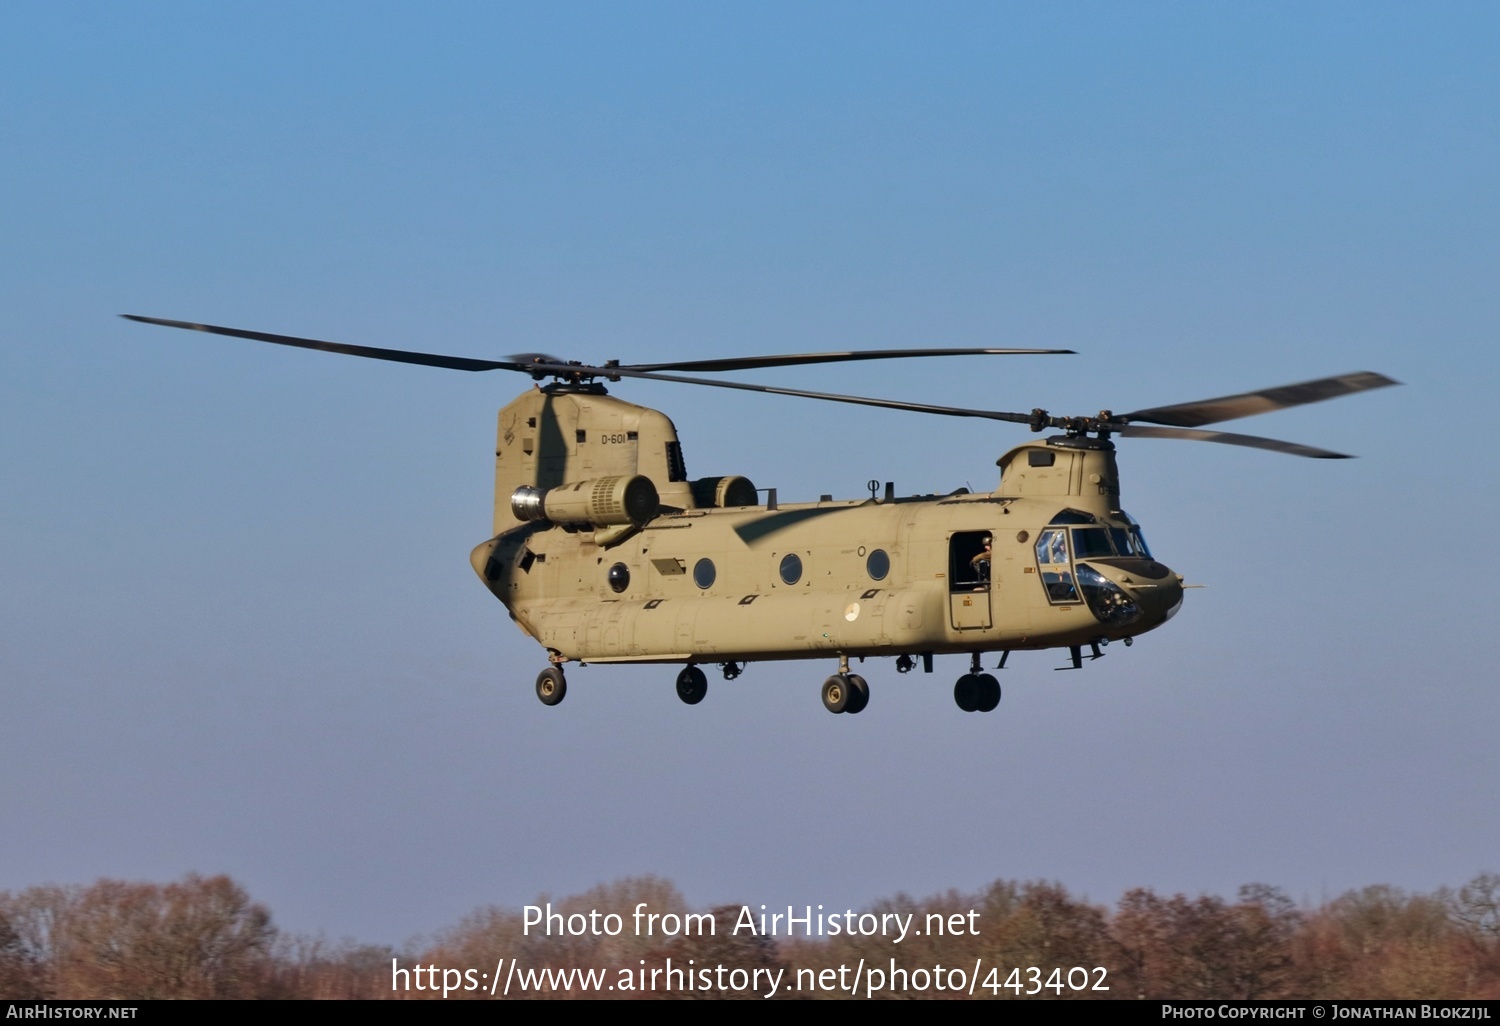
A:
689,475,758,508
510,475,660,528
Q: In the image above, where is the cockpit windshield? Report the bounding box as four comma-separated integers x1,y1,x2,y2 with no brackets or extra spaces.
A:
1067,524,1153,560
1071,527,1115,558
1050,509,1151,561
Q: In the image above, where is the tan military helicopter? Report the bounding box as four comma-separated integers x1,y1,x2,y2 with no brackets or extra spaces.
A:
123,314,1397,715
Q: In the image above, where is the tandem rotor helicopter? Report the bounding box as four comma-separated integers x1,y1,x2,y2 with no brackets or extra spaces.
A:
124,314,1397,715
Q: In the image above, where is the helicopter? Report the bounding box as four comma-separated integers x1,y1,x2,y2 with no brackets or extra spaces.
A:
122,314,1397,715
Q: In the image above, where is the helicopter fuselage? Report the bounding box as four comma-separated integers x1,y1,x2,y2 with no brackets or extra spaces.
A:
469,385,1184,674
473,489,1183,667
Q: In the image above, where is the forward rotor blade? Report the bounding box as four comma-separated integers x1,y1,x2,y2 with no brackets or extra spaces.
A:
621,347,1074,373
618,367,1375,456
121,315,526,373
601,367,1037,424
1122,371,1399,428
1117,425,1353,458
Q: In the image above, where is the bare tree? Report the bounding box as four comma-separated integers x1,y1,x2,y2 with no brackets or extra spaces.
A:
0,874,275,999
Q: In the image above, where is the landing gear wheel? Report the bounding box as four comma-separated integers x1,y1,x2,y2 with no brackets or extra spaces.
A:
845,674,869,714
822,674,853,714
675,665,708,705
953,674,980,712
975,673,1001,713
536,666,567,706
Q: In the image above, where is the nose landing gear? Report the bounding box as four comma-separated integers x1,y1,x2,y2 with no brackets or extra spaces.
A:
953,673,1001,712
953,652,1001,713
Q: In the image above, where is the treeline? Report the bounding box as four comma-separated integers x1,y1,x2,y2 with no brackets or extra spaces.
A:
3,872,1499,999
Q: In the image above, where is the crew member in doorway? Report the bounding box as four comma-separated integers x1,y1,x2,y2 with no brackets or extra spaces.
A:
970,534,992,587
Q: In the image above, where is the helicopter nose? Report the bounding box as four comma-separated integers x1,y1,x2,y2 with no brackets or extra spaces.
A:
1130,570,1184,625
1077,560,1184,630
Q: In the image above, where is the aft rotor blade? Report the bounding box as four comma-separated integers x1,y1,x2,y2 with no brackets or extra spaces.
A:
602,367,1038,424
124,317,1072,379
1122,371,1400,428
1117,425,1353,458
621,347,1074,373
121,315,528,373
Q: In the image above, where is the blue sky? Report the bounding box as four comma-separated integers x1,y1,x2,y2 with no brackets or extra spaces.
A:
3,2,1496,945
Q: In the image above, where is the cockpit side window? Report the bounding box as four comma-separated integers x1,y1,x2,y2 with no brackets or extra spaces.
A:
1107,526,1152,558
1130,527,1152,559
1115,511,1153,559
1036,528,1067,566
1034,528,1078,603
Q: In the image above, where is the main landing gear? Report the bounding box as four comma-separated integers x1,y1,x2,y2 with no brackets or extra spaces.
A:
535,662,732,708
821,656,869,714
821,673,869,714
535,666,566,706
673,662,746,705
953,652,1001,713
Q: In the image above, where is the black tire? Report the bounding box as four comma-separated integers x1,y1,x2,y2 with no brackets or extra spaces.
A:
675,665,708,705
953,674,980,712
975,673,1001,713
536,667,567,706
845,674,870,714
821,674,851,714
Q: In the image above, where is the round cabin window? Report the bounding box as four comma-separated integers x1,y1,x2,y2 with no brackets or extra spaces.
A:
779,553,803,585
607,563,630,594
693,558,716,590
866,549,890,581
